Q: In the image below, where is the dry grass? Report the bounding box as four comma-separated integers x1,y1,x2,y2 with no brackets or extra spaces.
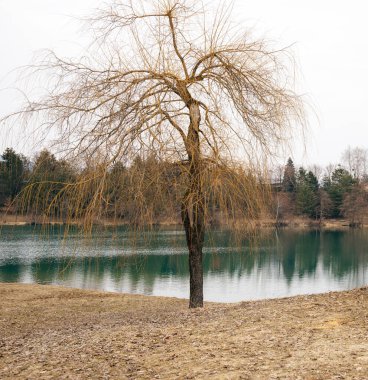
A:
0,284,367,379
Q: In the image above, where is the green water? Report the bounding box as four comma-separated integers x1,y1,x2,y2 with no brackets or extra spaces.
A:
0,226,367,302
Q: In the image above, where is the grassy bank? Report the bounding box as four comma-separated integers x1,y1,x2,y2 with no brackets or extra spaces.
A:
0,284,367,379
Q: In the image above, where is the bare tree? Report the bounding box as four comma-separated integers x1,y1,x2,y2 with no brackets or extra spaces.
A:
341,185,368,227
324,163,337,181
341,146,368,181
2,0,304,307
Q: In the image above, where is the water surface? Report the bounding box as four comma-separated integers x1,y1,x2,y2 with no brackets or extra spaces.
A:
0,226,367,302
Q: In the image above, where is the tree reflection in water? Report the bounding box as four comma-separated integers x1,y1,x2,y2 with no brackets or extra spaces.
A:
0,226,367,301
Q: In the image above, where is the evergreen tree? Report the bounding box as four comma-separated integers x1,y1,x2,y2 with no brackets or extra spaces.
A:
323,167,355,218
27,150,75,216
0,148,26,205
306,171,319,192
282,158,296,193
0,156,6,206
295,167,319,218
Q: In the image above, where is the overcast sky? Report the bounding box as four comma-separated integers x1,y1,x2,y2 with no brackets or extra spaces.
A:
0,0,367,166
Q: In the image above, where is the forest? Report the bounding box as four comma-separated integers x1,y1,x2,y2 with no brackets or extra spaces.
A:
1,146,367,227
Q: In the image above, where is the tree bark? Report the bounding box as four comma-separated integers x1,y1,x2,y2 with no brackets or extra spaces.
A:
181,100,205,308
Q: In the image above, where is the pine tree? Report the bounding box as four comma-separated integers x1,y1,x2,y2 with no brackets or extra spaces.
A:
282,158,296,193
295,167,319,218
0,148,26,202
323,167,355,218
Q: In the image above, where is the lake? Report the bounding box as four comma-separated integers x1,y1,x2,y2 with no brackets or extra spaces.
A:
0,226,367,302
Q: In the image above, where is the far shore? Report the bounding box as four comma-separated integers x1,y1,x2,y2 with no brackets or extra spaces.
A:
0,212,360,230
0,283,367,379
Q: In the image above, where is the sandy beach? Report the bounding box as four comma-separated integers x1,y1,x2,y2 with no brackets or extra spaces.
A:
0,283,367,379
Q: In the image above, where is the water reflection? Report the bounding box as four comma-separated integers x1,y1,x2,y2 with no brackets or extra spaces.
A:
0,226,367,302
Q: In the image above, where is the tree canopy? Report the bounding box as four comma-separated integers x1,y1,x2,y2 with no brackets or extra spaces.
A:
2,0,304,307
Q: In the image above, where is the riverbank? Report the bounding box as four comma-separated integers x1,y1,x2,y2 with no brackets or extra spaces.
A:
0,284,367,379
0,212,361,230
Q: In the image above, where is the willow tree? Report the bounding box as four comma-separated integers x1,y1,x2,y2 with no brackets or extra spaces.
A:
4,0,304,307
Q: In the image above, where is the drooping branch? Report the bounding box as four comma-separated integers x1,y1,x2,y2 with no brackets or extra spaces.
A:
1,0,305,235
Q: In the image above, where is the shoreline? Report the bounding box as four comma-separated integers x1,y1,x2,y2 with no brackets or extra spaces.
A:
0,213,360,230
1,283,367,379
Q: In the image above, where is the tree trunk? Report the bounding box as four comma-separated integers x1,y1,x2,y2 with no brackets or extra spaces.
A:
182,100,205,308
182,200,204,308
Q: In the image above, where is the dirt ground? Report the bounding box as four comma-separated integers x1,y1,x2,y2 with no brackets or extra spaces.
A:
0,284,367,379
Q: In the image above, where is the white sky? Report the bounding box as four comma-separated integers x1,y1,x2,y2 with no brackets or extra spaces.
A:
0,0,367,167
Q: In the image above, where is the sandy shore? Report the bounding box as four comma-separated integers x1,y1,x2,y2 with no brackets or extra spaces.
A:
0,284,367,379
